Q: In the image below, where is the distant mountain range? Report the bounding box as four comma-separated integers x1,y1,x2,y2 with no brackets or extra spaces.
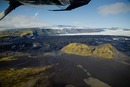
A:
42,25,89,30
0,25,130,37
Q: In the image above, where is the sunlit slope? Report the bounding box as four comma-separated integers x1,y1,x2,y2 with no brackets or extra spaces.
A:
61,43,92,56
20,30,33,37
0,65,53,87
61,43,118,58
93,44,117,58
0,29,33,37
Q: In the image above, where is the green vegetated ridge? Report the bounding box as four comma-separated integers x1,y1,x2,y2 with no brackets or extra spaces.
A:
20,30,33,37
61,43,117,58
0,29,33,37
0,56,16,62
0,65,53,87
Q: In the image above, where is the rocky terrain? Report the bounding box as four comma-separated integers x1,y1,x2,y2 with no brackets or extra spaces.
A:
0,28,130,87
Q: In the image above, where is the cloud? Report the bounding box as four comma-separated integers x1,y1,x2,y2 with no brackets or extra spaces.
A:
98,2,130,16
0,15,48,29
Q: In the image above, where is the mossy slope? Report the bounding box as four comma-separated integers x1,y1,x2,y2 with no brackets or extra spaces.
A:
93,44,117,58
0,30,33,37
0,65,53,87
0,56,16,62
61,43,117,58
62,43,92,56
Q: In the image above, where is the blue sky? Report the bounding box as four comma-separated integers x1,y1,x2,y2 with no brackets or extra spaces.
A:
0,0,130,29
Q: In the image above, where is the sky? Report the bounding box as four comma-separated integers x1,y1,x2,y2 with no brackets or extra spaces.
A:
0,0,130,29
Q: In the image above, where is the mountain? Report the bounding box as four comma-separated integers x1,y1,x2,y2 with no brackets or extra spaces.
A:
0,29,33,37
61,43,92,56
0,28,104,37
61,43,118,58
1,26,130,37
92,44,117,58
42,25,88,30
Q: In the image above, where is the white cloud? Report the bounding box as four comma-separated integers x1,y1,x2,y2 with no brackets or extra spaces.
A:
98,2,130,16
0,15,48,29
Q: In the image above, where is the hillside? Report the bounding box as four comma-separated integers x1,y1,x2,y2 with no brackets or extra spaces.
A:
0,28,104,37
1,27,130,38
61,43,118,58
0,29,33,37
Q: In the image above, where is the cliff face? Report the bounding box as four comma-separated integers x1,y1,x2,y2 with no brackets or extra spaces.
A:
61,43,118,58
